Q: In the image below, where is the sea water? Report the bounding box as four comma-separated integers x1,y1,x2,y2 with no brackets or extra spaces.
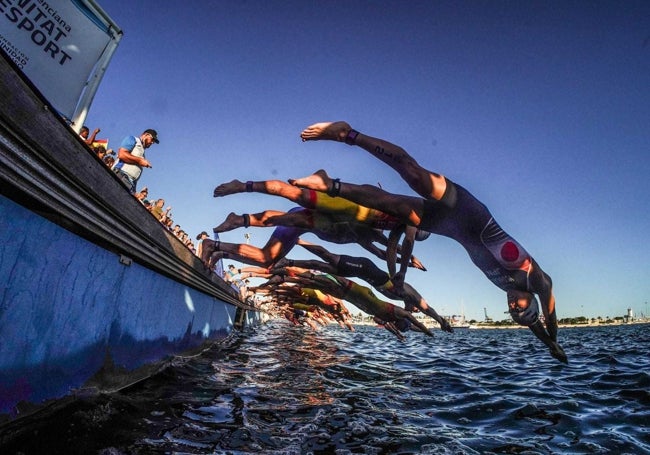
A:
1,322,649,454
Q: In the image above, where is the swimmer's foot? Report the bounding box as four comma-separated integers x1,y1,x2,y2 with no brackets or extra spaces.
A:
213,179,246,197
261,275,284,287
409,255,427,271
200,239,220,267
213,212,246,233
300,121,352,143
207,251,226,269
288,169,332,193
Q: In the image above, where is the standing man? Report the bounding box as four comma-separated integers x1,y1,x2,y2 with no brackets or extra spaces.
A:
114,129,159,194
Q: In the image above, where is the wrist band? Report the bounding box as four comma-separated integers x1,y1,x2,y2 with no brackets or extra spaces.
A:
345,129,359,145
246,181,254,192
243,213,250,228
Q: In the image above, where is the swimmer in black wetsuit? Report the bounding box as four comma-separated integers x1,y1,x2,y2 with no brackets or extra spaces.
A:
294,121,567,363
284,271,434,337
212,178,428,272
201,208,424,270
274,240,452,332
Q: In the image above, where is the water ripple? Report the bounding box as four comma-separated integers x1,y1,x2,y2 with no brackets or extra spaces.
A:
1,323,649,454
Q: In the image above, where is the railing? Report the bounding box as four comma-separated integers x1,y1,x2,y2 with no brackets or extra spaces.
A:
0,50,252,310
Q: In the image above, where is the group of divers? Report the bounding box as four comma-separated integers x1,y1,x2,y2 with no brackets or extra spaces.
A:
201,121,568,364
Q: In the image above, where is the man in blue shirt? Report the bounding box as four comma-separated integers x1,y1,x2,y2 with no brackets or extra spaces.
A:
113,129,159,193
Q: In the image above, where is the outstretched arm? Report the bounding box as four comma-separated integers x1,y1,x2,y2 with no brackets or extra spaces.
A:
387,225,417,292
529,261,558,342
374,317,406,341
85,128,100,145
392,306,433,337
525,263,566,363
355,227,426,270
386,225,403,277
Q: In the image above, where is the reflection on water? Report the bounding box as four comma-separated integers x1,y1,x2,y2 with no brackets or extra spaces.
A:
1,323,649,454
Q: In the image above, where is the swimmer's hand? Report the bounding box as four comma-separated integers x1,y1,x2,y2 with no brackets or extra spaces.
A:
409,255,427,271
437,317,454,334
550,342,568,364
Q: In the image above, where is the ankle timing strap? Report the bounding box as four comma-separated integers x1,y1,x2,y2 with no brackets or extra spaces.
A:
327,178,341,197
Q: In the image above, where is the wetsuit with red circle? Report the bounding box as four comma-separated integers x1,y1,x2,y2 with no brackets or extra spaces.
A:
419,179,533,292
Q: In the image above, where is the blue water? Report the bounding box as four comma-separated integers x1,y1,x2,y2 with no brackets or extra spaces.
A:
1,322,649,454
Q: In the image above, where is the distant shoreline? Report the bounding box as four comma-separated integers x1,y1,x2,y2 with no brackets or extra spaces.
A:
353,320,650,330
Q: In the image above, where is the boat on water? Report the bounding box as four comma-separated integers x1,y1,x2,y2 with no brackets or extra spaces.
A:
449,314,472,329
0,3,259,421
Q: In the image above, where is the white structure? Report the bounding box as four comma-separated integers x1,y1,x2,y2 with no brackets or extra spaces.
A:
0,0,122,128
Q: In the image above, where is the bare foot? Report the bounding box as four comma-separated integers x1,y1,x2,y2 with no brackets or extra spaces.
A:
213,212,245,233
409,255,427,271
288,169,332,192
213,179,246,197
300,121,352,142
201,239,220,266
208,251,227,270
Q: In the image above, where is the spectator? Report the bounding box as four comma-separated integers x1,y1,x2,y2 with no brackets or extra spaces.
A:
225,264,246,293
172,224,181,238
79,125,100,146
159,207,173,225
103,155,115,168
196,231,209,258
163,217,173,231
134,187,149,203
113,129,159,194
93,145,107,161
150,198,166,220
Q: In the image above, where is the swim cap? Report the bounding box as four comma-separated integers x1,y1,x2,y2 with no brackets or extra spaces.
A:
415,229,431,241
507,290,540,326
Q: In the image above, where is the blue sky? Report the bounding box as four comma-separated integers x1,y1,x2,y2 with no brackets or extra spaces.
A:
86,0,650,322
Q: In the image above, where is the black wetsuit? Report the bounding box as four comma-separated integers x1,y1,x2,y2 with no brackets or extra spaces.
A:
336,255,390,288
419,179,533,292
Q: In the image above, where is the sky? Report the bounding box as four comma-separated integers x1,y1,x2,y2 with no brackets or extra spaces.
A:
84,0,650,322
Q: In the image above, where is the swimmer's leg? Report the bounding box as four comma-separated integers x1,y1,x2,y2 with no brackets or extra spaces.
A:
300,121,447,200
290,170,423,225
214,179,309,205
214,210,291,233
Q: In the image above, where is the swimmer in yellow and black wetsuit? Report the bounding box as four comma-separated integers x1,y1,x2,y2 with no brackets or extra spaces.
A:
272,240,451,332
284,271,433,338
